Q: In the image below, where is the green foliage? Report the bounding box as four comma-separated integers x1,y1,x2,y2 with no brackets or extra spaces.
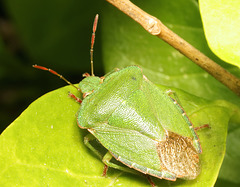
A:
0,84,237,186
101,0,240,103
101,1,240,185
1,0,240,186
199,0,240,68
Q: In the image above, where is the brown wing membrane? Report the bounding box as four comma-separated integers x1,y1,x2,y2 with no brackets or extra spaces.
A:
157,131,200,180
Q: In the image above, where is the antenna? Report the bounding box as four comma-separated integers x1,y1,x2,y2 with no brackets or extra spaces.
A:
32,14,100,92
90,14,99,76
32,64,81,92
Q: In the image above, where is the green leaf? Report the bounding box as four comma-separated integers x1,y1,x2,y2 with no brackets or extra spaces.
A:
1,0,240,186
216,113,240,185
101,0,240,103
101,0,240,186
199,0,240,68
0,84,236,186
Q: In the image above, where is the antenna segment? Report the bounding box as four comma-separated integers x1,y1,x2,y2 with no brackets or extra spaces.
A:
32,14,100,92
90,14,99,76
32,65,81,92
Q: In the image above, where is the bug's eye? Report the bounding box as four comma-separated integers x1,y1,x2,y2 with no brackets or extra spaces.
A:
131,76,137,81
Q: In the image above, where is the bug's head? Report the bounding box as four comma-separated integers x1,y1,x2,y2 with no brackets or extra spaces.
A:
79,75,103,98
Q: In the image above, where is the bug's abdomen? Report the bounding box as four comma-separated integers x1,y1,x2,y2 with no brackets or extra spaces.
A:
157,131,200,180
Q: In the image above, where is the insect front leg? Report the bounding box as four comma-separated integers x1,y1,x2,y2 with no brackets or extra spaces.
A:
68,92,82,104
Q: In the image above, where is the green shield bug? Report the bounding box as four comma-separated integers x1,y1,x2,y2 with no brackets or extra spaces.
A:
33,14,208,183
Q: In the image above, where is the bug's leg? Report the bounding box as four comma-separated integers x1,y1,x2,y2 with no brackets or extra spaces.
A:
83,134,110,176
101,68,120,78
83,72,91,77
102,164,109,177
102,152,137,175
114,68,120,72
84,135,137,176
68,92,82,104
166,90,211,130
103,153,157,185
84,133,103,159
194,124,210,131
146,175,156,187
165,89,183,106
83,91,94,98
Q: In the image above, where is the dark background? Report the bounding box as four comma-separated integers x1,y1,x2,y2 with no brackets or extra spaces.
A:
0,0,105,133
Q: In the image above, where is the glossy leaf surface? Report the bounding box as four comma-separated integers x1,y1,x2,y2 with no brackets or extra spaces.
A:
199,0,240,67
0,84,236,186
1,0,240,186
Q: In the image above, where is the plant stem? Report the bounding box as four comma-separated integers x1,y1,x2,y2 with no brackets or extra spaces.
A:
106,0,240,96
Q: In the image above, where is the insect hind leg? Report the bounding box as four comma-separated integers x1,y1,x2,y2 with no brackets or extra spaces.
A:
102,152,137,175
194,124,210,131
165,89,182,106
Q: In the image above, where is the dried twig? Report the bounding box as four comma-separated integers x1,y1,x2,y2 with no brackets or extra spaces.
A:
106,0,240,96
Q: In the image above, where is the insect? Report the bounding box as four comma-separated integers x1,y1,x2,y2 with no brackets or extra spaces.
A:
33,14,207,183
